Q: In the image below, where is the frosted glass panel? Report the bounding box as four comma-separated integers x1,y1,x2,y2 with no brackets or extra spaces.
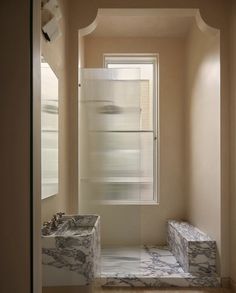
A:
80,68,142,202
79,69,142,259
79,68,154,204
79,67,156,267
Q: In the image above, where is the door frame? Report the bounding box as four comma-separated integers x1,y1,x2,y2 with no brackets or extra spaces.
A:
32,0,42,292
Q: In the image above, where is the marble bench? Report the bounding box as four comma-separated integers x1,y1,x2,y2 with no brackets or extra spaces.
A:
167,220,217,275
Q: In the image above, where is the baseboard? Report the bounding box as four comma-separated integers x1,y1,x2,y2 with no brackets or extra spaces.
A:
231,278,236,293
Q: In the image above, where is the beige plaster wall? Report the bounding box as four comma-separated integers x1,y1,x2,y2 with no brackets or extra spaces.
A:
41,0,70,223
82,36,186,245
230,0,236,290
185,22,221,270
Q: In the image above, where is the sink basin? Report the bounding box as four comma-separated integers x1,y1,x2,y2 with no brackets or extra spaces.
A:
42,214,100,287
59,226,94,237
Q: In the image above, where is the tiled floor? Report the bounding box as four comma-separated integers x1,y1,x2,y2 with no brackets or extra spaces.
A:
100,246,220,287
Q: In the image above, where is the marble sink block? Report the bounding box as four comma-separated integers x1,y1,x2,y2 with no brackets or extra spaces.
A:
42,214,100,287
167,220,217,275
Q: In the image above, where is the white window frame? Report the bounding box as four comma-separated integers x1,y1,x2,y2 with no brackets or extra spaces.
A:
103,54,159,205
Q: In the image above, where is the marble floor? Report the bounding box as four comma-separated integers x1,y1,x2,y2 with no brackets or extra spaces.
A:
95,289,232,293
42,286,232,293
100,246,220,288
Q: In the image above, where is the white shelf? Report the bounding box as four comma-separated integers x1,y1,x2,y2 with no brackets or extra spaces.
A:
90,150,140,154
81,177,152,183
42,129,58,132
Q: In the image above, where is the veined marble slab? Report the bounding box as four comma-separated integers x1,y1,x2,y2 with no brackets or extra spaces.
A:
99,246,220,288
167,220,217,275
42,214,101,287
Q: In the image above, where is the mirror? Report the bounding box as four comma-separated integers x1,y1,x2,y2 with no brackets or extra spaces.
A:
41,56,59,199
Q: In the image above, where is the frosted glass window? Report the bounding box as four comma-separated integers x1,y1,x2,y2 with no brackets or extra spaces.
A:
106,62,154,131
79,56,158,204
104,56,157,203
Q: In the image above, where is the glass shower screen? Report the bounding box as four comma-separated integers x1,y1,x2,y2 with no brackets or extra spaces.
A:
79,68,148,275
79,68,146,203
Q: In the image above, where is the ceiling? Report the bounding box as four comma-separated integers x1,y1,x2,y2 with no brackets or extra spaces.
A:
89,9,197,38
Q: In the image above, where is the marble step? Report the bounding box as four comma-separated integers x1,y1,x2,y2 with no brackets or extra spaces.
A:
99,246,220,288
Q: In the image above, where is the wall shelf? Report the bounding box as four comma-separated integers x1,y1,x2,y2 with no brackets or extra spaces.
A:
81,177,152,184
